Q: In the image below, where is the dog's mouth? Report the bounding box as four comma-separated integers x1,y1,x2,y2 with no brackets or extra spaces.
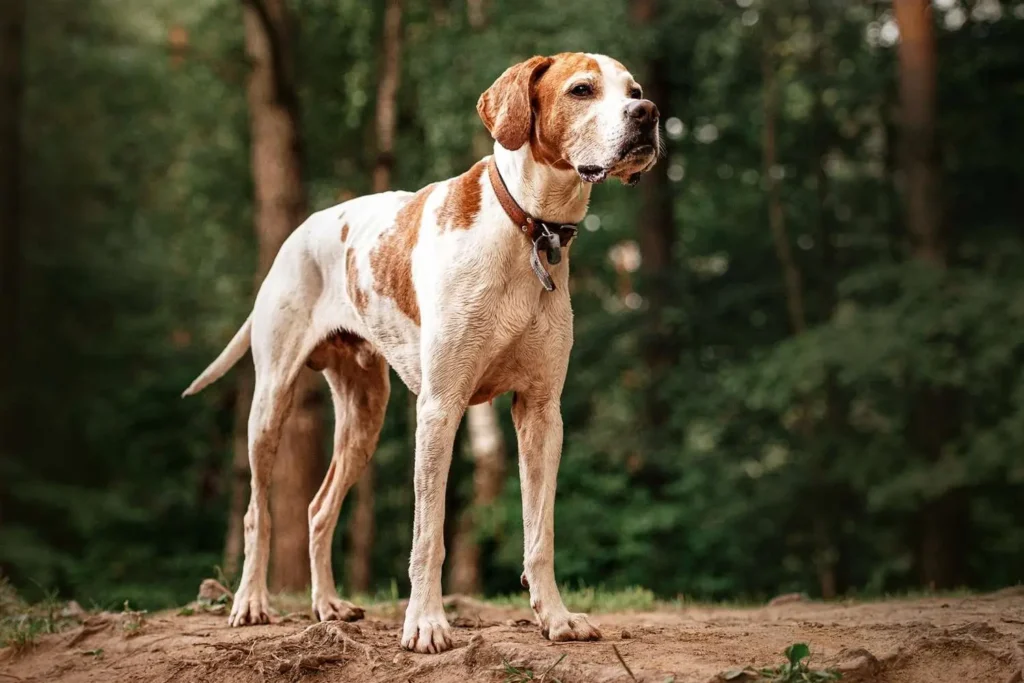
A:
577,142,659,186
576,165,608,184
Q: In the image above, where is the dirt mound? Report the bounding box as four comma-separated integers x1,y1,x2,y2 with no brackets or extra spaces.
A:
2,591,1023,682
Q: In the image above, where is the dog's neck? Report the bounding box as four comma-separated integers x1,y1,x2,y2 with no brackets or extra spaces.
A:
492,143,592,226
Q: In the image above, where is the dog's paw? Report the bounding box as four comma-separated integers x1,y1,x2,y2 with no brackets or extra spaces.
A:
312,595,364,623
227,586,271,627
401,612,453,653
543,611,602,643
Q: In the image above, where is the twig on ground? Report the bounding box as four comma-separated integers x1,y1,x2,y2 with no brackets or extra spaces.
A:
612,644,638,682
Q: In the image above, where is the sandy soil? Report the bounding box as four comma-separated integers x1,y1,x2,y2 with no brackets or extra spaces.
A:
3,589,1023,683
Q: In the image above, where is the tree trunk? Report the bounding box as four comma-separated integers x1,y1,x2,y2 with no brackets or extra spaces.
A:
631,0,676,432
223,365,253,581
240,0,324,593
449,403,506,594
893,0,964,589
809,4,841,600
347,0,403,595
761,36,805,336
0,0,26,469
893,0,943,265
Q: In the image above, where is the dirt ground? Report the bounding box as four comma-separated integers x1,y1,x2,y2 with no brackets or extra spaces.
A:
3,589,1023,683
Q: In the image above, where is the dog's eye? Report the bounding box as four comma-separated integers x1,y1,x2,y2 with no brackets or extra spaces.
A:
628,87,643,99
570,83,593,97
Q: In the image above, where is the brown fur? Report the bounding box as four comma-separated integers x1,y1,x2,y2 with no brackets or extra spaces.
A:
305,329,368,371
477,56,553,152
437,160,486,231
531,53,601,169
340,223,350,242
346,247,368,313
369,185,435,325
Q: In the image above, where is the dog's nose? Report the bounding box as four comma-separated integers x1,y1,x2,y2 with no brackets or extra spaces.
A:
625,99,659,126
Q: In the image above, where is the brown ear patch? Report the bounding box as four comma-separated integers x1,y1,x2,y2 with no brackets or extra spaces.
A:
437,160,486,231
346,247,368,313
369,185,435,325
477,56,553,151
340,223,350,242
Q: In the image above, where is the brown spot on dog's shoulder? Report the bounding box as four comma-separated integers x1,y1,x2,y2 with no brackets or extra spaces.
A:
532,52,601,169
369,185,434,325
346,247,368,313
437,159,486,231
340,223,350,242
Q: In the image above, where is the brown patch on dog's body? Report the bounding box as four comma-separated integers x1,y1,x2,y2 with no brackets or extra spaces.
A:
531,53,601,169
437,160,486,231
305,329,369,371
346,247,368,313
369,185,435,325
340,223,350,242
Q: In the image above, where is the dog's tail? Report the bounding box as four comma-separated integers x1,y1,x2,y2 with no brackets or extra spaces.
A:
181,314,253,397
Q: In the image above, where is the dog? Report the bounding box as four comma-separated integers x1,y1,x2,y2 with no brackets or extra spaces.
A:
183,52,660,654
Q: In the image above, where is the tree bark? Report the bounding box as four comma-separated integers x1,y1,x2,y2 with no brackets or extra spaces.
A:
631,0,676,431
893,0,964,589
449,403,506,594
762,36,805,336
240,0,324,593
893,0,943,266
347,0,404,595
809,4,841,600
223,365,253,581
0,0,26,468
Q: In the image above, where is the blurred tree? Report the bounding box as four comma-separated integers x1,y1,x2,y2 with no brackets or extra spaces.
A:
0,0,26,472
893,0,962,589
347,0,404,596
240,0,324,592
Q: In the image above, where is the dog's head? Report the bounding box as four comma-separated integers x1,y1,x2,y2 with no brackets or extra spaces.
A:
478,53,660,185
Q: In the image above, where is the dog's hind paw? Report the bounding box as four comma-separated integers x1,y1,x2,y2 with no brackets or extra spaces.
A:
543,611,602,643
313,596,364,623
227,586,271,627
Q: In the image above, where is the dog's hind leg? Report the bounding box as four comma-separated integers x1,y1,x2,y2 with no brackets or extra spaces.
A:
228,287,318,627
308,340,389,622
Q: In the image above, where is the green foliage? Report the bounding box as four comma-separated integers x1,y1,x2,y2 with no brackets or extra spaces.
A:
489,586,657,613
0,580,74,653
724,643,841,682
1,0,1022,609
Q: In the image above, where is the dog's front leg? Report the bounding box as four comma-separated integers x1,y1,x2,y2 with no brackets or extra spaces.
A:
512,390,601,643
401,391,462,653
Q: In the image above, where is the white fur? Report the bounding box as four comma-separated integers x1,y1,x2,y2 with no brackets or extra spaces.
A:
182,53,658,653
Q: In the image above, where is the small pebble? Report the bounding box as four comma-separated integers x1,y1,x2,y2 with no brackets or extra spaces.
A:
621,629,631,639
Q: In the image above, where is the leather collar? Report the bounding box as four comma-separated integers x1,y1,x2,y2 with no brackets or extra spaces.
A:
486,156,578,292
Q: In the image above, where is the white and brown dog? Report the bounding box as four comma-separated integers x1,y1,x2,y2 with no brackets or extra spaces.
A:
184,52,660,653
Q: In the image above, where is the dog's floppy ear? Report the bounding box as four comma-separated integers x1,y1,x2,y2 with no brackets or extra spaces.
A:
477,56,553,151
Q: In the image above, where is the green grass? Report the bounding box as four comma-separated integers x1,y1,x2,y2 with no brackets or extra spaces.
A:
0,577,73,654
723,643,841,682
488,585,658,613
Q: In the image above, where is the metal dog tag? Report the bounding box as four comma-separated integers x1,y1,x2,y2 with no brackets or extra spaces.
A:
545,233,562,265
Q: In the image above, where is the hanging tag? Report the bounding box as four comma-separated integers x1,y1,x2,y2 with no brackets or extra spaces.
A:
530,239,556,291
545,233,562,265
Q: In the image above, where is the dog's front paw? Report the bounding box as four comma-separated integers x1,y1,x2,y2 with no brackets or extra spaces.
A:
401,610,453,653
543,611,601,642
312,594,364,623
227,585,271,627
